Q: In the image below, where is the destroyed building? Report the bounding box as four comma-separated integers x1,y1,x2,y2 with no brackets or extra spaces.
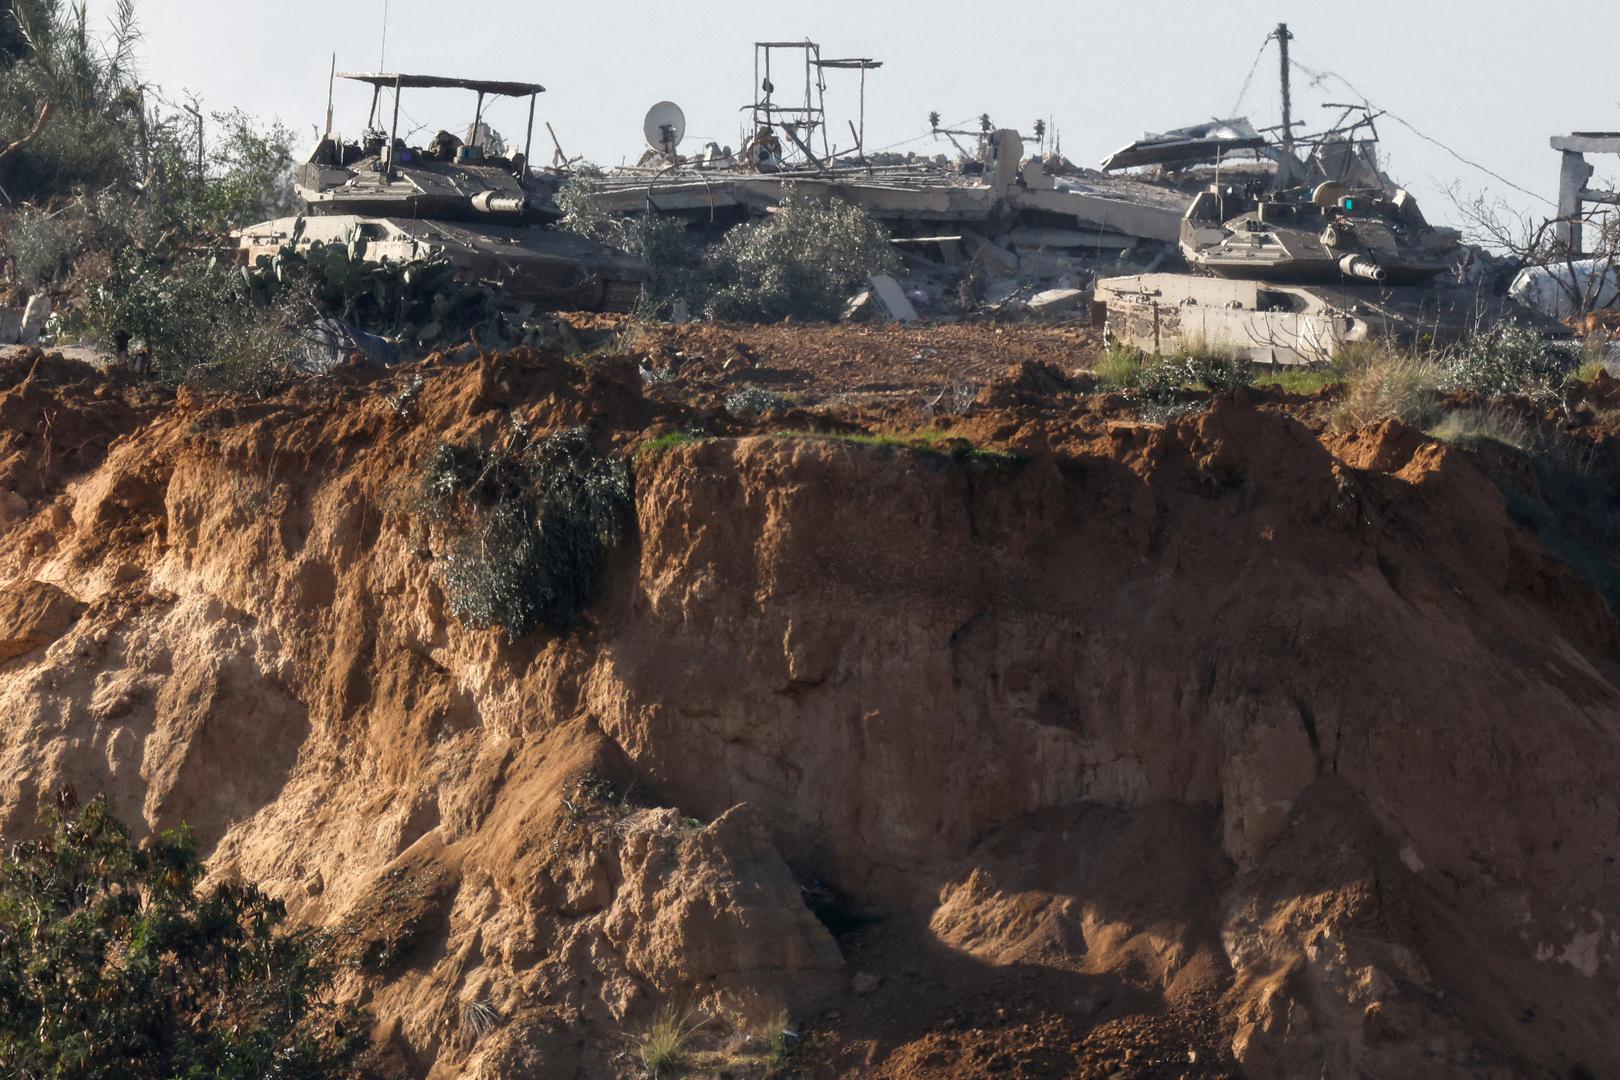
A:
572,37,1429,320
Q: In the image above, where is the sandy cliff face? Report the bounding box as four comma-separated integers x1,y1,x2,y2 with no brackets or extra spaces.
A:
0,345,1616,1078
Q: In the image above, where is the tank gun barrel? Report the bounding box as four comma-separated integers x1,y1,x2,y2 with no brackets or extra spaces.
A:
1338,254,1387,283
471,191,529,215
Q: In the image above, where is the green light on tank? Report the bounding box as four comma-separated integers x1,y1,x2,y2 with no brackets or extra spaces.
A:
1343,197,1357,211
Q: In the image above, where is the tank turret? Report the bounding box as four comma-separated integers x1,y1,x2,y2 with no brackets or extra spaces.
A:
239,73,642,313
1180,181,1459,286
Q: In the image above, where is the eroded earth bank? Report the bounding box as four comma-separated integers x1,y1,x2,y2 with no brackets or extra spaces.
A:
1,331,1618,1079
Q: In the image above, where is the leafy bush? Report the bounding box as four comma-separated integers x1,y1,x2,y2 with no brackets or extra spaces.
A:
1094,342,1250,417
418,425,633,639
705,189,899,322
564,178,900,324
0,0,145,203
2,200,76,287
1180,342,1253,391
1436,324,1578,403
241,225,499,346
84,248,314,392
557,171,706,320
0,792,367,1079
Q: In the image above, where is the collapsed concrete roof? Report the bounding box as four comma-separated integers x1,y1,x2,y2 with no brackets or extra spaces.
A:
1101,118,1268,172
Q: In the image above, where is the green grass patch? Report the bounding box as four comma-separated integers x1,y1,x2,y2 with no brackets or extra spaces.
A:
1253,365,1345,395
1574,359,1608,384
1092,344,1146,390
771,428,1024,464
638,430,704,457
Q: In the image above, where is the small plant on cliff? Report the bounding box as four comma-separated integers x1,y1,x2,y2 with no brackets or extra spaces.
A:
0,790,368,1079
629,1006,702,1077
417,424,633,639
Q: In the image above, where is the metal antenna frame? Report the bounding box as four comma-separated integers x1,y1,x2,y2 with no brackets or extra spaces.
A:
751,39,829,166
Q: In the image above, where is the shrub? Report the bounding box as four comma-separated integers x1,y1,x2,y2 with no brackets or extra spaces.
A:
2,202,77,288
0,792,368,1079
1178,340,1253,391
556,171,706,320
760,1009,798,1067
1094,342,1250,420
1436,324,1579,403
418,425,633,639
724,387,785,416
704,188,898,323
83,248,312,393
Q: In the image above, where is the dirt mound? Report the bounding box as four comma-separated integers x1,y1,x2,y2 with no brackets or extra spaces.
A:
0,348,164,528
0,336,1616,1077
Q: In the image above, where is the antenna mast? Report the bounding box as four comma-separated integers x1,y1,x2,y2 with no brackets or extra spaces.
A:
1275,22,1293,154
324,53,336,136
379,0,390,71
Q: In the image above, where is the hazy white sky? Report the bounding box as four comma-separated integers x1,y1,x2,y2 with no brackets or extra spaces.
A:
95,1,1620,226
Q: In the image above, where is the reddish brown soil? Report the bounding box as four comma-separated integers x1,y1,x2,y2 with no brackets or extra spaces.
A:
0,329,1616,1079
631,321,1097,392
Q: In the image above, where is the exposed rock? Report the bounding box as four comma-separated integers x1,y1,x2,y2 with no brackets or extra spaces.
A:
0,579,82,663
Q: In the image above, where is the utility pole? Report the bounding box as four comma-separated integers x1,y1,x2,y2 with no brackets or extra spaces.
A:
182,103,203,179
1275,22,1294,154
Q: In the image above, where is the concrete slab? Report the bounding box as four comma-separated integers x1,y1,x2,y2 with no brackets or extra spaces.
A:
1029,287,1088,316
868,274,919,322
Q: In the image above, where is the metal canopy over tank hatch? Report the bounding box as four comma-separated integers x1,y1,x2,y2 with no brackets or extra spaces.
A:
237,70,643,313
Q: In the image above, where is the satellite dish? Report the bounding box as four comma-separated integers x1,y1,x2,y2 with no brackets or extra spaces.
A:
643,101,687,156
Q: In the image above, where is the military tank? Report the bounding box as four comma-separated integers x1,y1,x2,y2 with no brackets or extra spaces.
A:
238,73,642,313
1095,182,1552,364
1181,181,1458,286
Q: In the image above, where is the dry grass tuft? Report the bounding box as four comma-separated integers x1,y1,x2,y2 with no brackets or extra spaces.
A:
1329,346,1442,433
